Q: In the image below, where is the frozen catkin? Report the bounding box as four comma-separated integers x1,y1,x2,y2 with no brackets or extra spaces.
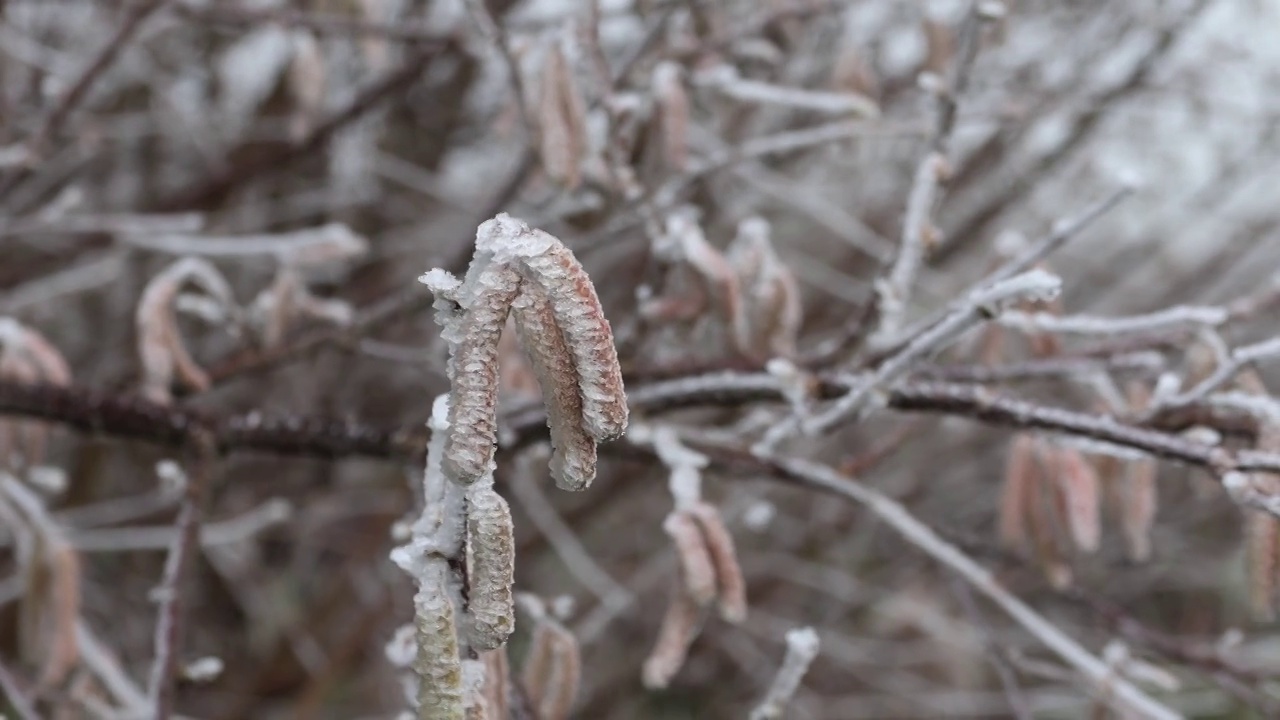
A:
420,213,628,489
726,217,803,360
0,318,72,467
537,40,589,188
414,565,465,717
634,424,748,687
135,258,235,404
652,61,689,171
511,285,597,491
1054,445,1101,553
465,480,516,650
518,595,582,720
642,590,702,690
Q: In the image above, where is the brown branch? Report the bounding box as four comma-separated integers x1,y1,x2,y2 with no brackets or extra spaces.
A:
0,380,429,463
4,371,1278,476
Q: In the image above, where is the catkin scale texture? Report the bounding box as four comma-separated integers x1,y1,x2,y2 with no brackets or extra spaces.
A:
516,239,628,442
465,486,516,650
441,265,522,485
414,566,465,719
511,286,598,490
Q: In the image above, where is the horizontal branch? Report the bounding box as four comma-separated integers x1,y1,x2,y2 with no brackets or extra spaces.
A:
0,380,428,462
4,371,1279,476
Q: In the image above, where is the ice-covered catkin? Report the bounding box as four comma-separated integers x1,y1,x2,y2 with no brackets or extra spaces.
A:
1248,511,1279,621
135,258,234,404
665,210,746,350
652,61,689,171
999,433,1038,550
536,625,581,720
38,537,80,689
727,218,803,360
642,589,702,689
537,42,588,188
520,609,580,718
461,660,490,720
479,649,510,720
1053,446,1101,553
414,565,465,719
663,511,717,605
0,318,72,466
687,503,747,623
511,285,598,490
286,29,326,141
1122,458,1158,562
464,483,516,650
442,264,523,484
493,219,627,441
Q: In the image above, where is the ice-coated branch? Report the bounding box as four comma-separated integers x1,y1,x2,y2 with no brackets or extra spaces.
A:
749,626,821,720
805,269,1062,434
745,450,1181,720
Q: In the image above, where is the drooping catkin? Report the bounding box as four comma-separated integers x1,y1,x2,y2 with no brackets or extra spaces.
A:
687,502,748,623
999,433,1038,550
663,510,718,605
0,318,73,467
479,649,510,720
464,482,516,651
1053,445,1101,553
727,217,803,360
135,258,235,404
1248,511,1279,621
440,263,523,484
1122,457,1158,562
536,625,581,720
476,214,628,442
38,536,81,689
518,597,581,720
652,61,689,171
511,284,598,490
642,589,702,689
414,564,465,719
461,659,491,720
537,41,588,188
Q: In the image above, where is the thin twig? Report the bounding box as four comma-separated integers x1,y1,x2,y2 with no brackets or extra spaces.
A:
149,39,452,211
0,657,39,720
146,430,217,719
717,444,1181,720
0,0,170,202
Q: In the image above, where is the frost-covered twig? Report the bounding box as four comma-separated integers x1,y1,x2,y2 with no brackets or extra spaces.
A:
750,451,1181,720
694,63,879,118
864,185,1134,361
749,626,821,720
804,269,1062,434
1154,336,1280,412
998,305,1228,337
146,433,216,720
